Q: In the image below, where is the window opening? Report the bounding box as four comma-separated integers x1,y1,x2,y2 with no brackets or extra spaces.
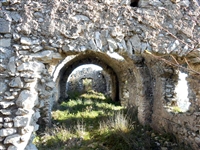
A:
130,0,139,7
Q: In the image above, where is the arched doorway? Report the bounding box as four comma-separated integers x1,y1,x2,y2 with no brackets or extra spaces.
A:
56,51,120,104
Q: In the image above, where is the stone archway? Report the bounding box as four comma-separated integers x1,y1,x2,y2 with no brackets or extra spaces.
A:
56,52,120,103
51,51,154,126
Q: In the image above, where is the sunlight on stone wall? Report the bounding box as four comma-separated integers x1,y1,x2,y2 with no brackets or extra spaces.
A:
106,52,124,61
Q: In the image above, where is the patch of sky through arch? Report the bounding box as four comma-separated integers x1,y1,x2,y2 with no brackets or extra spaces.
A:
67,64,103,84
71,64,102,75
67,64,103,82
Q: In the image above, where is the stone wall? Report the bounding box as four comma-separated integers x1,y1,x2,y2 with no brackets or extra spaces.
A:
144,55,200,149
0,0,199,149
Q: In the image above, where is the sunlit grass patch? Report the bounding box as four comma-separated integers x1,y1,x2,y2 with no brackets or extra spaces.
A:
52,110,70,121
164,105,183,113
80,90,106,100
34,91,190,150
171,106,183,113
96,101,123,111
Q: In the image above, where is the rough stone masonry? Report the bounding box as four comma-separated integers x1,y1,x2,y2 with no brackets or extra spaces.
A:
0,0,200,149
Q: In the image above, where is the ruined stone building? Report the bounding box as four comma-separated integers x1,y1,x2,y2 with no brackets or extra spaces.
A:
0,0,200,149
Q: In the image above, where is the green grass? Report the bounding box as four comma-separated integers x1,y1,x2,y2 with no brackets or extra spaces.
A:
171,106,183,113
165,105,183,113
34,91,190,150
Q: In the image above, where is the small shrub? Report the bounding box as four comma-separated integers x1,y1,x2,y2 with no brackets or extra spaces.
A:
99,111,133,133
75,119,86,138
172,106,182,113
83,78,93,92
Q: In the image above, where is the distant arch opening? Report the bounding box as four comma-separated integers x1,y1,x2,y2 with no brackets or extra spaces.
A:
66,64,112,100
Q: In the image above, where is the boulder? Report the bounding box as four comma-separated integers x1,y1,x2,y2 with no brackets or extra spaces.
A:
0,82,7,95
20,37,32,45
0,128,17,137
16,90,38,109
107,37,118,52
0,101,15,109
0,18,11,33
9,77,23,88
30,50,62,63
129,35,141,53
7,57,16,73
17,61,45,74
4,134,21,145
0,39,11,47
13,116,29,127
15,108,29,116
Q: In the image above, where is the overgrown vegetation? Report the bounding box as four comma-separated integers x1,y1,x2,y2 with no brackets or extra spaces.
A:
34,91,190,150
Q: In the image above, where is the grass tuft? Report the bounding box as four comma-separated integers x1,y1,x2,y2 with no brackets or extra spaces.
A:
99,111,132,133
